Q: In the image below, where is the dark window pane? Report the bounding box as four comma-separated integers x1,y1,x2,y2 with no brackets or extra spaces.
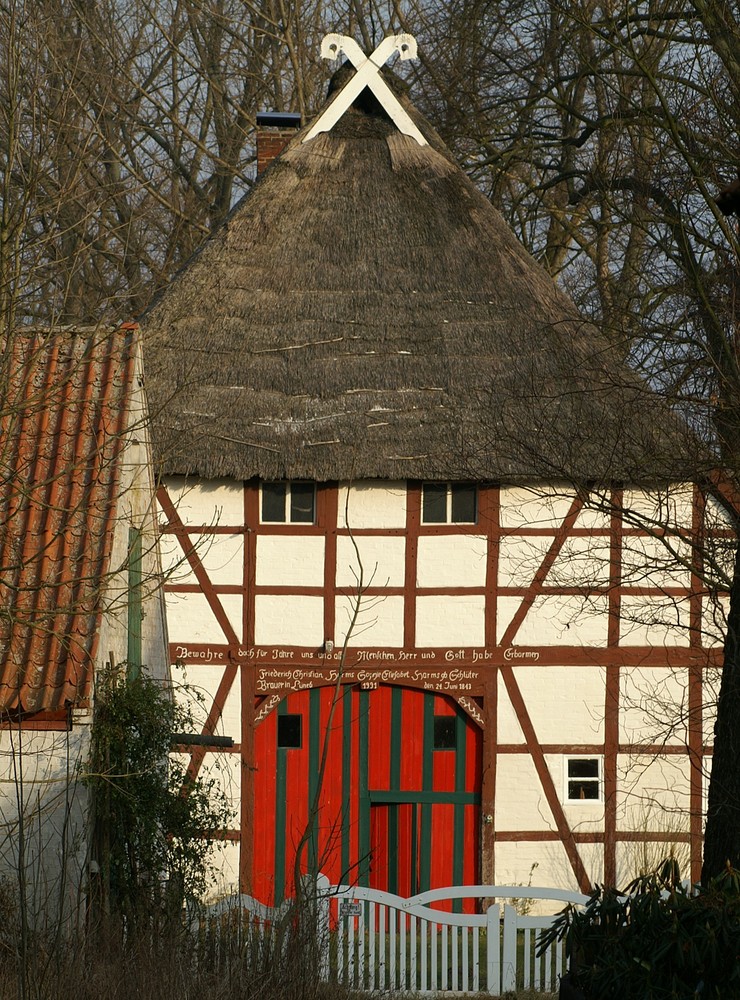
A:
568,780,599,800
568,759,599,779
262,482,286,522
451,484,477,523
433,715,456,750
423,483,447,523
277,714,301,748
290,482,315,523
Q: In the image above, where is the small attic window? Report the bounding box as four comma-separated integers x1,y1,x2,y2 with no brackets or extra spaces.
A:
422,483,477,524
565,757,602,802
261,481,316,524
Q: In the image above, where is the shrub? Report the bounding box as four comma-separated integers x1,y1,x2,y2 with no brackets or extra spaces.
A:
87,668,231,934
540,860,740,999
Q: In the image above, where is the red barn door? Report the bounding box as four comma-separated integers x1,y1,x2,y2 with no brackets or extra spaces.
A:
251,685,481,906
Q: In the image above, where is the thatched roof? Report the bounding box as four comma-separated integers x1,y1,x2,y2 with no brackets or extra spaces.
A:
141,69,691,484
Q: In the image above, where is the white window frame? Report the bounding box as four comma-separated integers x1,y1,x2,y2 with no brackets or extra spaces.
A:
260,481,316,524
563,755,603,804
421,482,477,524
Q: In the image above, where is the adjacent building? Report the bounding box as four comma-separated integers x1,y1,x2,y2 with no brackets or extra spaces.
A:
0,326,168,918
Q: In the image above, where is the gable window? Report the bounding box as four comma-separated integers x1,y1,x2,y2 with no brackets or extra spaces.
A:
277,714,302,749
422,482,477,524
565,757,602,802
261,481,316,523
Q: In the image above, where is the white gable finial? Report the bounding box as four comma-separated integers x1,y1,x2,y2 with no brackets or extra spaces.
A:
303,34,427,146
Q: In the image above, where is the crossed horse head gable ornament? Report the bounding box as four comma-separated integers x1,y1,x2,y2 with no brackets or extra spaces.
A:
302,34,427,147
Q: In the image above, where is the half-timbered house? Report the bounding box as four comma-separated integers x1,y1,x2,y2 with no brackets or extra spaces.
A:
0,325,168,914
140,36,721,904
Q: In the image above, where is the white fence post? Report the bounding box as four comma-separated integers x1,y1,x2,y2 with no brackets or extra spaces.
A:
501,904,517,994
316,873,331,981
486,902,501,996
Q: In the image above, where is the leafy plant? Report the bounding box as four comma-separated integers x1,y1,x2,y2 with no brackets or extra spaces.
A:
87,668,231,933
539,860,740,999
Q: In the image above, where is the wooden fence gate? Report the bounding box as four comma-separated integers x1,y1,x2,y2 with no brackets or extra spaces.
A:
192,876,589,995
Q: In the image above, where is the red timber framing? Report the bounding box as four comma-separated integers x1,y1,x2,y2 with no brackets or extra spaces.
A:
158,480,722,902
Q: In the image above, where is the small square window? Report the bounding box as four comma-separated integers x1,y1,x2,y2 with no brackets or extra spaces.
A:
261,482,316,524
422,483,477,524
433,715,457,750
565,757,601,802
277,714,302,749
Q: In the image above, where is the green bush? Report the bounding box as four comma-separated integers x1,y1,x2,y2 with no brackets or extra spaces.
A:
87,669,231,932
540,860,740,999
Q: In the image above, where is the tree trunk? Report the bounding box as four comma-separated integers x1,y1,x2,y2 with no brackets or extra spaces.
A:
702,540,740,882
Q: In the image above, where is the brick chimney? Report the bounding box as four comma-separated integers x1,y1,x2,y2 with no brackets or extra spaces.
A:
256,112,302,175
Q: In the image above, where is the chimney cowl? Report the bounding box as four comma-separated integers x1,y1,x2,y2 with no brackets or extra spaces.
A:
256,111,302,129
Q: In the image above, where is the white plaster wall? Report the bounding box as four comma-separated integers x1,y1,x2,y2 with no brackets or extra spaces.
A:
497,595,609,646
256,535,325,587
614,838,691,886
619,667,688,746
556,773,605,833
619,596,691,646
164,476,245,526
704,494,734,526
498,535,551,588
335,595,405,646
575,842,606,888
204,841,241,899
492,840,586,908
416,595,486,646
416,535,488,588
500,485,610,530
174,662,241,740
338,480,407,528
498,536,611,589
494,754,555,832
497,677,526,743
0,726,91,927
159,532,243,587
616,754,691,828
513,667,606,743
335,535,405,587
621,535,691,589
622,485,694,530
549,536,612,587
254,595,323,646
200,534,245,585
99,357,170,682
195,752,242,814
166,592,243,644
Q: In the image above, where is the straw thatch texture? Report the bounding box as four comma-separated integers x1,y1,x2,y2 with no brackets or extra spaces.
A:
141,82,691,484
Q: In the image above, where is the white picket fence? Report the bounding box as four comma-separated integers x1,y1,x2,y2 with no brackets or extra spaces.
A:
192,876,589,995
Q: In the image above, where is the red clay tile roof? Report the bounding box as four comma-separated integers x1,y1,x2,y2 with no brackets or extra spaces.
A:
0,327,137,715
